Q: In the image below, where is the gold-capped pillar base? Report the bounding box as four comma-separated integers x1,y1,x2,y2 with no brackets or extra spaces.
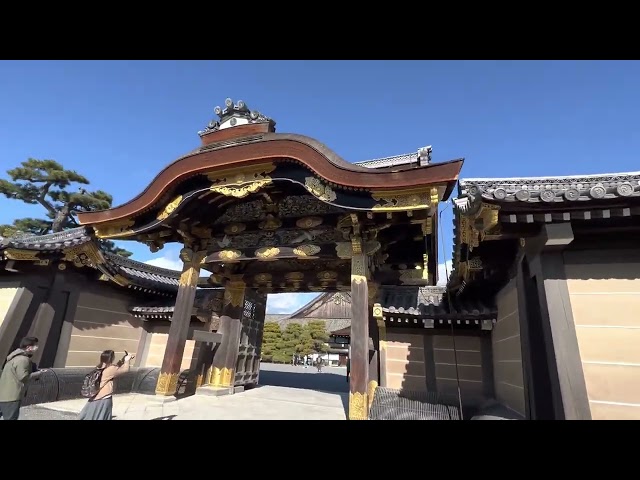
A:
205,365,214,385
209,367,235,387
155,372,179,396
367,380,378,410
349,391,369,420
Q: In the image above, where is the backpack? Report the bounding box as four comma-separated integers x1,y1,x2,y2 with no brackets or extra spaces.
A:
81,368,105,399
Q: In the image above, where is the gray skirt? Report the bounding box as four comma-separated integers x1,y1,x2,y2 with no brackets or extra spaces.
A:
78,396,113,420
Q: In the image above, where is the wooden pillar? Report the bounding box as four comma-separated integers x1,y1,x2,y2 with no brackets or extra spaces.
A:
209,276,246,390
372,302,387,388
194,339,216,388
29,269,70,368
155,247,205,396
349,238,370,420
367,282,380,410
200,314,220,387
523,224,590,420
210,316,230,384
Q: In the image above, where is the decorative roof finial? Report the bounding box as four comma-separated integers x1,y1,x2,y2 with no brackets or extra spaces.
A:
198,98,276,136
418,145,432,166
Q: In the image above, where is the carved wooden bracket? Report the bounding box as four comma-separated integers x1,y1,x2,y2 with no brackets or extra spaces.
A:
458,256,483,283
62,242,106,268
223,275,246,308
3,248,40,261
459,201,501,250
93,218,135,239
157,195,183,222
335,240,381,260
207,163,275,199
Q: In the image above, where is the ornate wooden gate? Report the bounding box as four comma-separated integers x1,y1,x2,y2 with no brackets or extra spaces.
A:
235,289,267,389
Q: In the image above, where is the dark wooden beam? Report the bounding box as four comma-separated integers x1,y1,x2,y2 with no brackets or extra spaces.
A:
155,247,206,396
28,269,76,368
52,284,81,368
203,244,342,264
500,205,640,225
368,302,379,387
191,331,223,343
372,304,387,388
191,328,220,388
349,242,369,420
429,211,438,286
522,223,591,420
373,268,431,286
209,276,245,390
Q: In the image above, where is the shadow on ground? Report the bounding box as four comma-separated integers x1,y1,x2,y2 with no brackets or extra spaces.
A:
258,367,348,393
257,365,349,414
151,415,177,420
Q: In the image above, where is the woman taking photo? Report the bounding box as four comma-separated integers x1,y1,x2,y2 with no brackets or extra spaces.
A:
78,350,134,420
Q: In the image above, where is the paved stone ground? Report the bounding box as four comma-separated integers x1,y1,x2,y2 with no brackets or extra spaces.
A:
15,406,78,420
15,363,348,420
257,362,349,393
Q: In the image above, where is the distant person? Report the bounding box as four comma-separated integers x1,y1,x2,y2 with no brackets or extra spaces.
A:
78,349,134,420
346,358,350,383
316,357,323,373
0,336,40,420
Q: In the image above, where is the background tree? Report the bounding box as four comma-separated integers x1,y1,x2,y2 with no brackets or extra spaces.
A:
303,320,330,355
259,321,330,363
296,328,315,357
281,323,304,362
261,322,283,363
0,158,132,257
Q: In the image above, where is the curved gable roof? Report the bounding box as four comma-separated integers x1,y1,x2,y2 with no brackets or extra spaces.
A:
77,132,462,226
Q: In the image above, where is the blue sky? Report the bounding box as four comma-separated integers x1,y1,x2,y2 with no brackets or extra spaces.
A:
1,60,639,313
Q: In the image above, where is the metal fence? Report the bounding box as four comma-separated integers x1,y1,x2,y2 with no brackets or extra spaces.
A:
23,367,169,406
369,387,462,420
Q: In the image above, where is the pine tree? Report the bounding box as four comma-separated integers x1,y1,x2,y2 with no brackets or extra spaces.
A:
0,158,132,257
282,323,304,360
261,322,283,362
303,320,330,354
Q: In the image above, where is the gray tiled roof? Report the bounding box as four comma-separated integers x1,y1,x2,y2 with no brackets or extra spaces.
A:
0,226,91,250
131,305,175,317
458,171,640,205
380,286,446,313
449,170,640,288
130,288,224,320
382,301,495,318
0,227,185,293
106,252,181,289
355,152,419,169
381,285,495,319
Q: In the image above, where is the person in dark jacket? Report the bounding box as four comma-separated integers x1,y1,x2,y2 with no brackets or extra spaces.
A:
346,357,350,382
0,336,39,420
